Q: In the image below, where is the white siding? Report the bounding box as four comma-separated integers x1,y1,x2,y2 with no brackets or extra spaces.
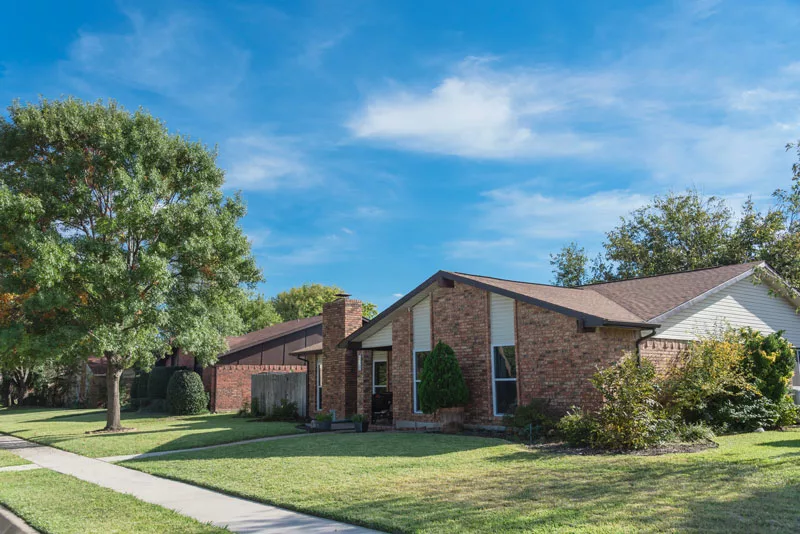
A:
412,297,431,352
373,350,388,362
362,323,393,348
655,276,800,346
490,293,515,346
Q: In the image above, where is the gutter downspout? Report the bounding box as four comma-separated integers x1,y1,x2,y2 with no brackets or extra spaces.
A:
635,327,658,365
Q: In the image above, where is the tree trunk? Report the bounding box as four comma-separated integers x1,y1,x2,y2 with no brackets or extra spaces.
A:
105,360,124,431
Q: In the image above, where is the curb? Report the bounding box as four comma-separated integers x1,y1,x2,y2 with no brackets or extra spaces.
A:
0,504,38,534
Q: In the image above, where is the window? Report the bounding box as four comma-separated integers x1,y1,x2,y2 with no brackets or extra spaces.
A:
316,357,323,411
413,350,430,413
492,345,517,415
373,360,388,394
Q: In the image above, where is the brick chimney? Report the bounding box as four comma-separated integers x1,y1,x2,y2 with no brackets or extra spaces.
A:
322,295,362,419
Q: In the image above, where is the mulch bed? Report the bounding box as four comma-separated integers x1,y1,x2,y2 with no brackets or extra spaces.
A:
529,440,718,456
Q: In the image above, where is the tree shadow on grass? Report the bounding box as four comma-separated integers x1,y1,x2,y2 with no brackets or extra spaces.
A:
681,483,800,533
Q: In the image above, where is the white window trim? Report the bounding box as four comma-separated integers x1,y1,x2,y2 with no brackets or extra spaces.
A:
373,359,388,394
413,350,424,414
316,358,323,411
491,344,517,417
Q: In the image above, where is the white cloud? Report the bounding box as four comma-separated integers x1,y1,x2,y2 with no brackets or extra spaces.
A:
349,73,601,159
62,9,249,106
264,230,357,267
391,293,404,298
447,188,649,261
348,4,800,191
354,206,386,218
222,135,315,191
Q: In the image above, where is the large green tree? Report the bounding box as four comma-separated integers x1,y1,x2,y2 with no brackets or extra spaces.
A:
0,98,260,430
271,283,378,321
234,292,282,333
551,188,788,287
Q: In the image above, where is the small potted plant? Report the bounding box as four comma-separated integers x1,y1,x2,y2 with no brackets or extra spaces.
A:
351,413,369,433
418,340,469,433
313,411,333,431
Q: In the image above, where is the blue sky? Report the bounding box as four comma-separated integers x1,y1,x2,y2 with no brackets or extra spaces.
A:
2,1,800,310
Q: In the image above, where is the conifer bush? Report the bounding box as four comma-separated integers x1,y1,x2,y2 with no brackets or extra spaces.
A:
418,341,469,413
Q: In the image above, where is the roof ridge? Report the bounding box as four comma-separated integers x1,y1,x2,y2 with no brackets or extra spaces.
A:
449,271,569,289
577,261,764,287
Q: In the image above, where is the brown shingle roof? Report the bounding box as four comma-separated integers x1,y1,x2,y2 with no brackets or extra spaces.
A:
585,261,762,321
223,316,322,356
451,272,647,325
339,262,770,347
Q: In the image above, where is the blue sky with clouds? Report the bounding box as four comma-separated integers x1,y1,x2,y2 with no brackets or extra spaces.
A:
2,0,799,310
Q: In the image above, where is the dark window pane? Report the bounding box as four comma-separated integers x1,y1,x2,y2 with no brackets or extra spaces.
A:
495,381,517,415
493,346,516,379
415,380,421,412
374,361,388,387
374,385,388,394
415,351,429,374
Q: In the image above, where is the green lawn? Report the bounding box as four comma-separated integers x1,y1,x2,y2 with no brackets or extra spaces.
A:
0,408,302,458
125,430,800,533
0,449,28,468
0,469,227,533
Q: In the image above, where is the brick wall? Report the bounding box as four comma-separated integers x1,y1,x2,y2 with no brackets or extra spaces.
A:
356,350,372,416
516,302,639,413
432,282,494,425
390,309,421,423
204,364,305,412
321,298,362,419
639,338,689,374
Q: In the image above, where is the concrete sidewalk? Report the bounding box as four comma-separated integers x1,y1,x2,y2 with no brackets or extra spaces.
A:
0,434,377,534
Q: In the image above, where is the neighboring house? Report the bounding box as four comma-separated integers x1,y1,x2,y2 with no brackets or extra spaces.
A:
297,261,800,429
202,316,322,411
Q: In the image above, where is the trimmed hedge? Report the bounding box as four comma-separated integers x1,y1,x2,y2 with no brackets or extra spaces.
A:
166,371,208,415
147,366,186,400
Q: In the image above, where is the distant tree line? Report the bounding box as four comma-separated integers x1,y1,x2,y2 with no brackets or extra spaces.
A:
550,143,800,288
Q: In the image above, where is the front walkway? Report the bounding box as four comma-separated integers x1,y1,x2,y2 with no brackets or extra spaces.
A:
0,434,378,534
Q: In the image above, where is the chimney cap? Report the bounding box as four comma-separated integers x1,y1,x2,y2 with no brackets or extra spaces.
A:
335,293,351,299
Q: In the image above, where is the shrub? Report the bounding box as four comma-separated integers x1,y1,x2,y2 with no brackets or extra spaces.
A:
265,398,298,421
166,370,207,415
775,394,800,427
678,422,716,442
661,331,749,422
148,366,186,400
590,354,667,450
503,399,555,439
315,411,333,422
557,408,596,447
739,328,796,402
418,341,469,413
704,390,779,432
251,397,261,416
351,413,365,423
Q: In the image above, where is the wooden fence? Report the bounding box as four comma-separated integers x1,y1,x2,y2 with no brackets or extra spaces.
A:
251,372,307,417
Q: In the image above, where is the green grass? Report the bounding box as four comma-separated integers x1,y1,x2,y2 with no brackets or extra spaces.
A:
0,408,303,458
0,469,227,533
0,449,28,468
125,430,800,533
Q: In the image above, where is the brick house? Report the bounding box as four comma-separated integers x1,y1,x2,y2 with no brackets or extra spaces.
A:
298,262,800,429
201,316,323,412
